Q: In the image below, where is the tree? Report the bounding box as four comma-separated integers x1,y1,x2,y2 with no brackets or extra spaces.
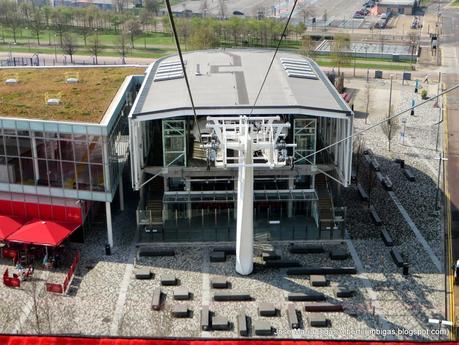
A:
5,1,21,43
189,20,218,50
116,31,129,64
302,35,315,57
176,18,191,49
144,0,160,16
30,5,43,45
331,33,351,73
88,33,102,64
52,9,66,46
124,19,142,48
381,106,399,152
62,32,77,63
217,0,227,19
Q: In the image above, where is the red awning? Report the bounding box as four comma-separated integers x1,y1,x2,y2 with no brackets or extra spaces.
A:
0,215,27,240
6,219,80,247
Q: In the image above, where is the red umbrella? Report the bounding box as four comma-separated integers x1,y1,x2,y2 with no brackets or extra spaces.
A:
7,219,80,247
0,215,27,241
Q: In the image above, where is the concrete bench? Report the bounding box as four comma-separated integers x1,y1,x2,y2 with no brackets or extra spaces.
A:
381,228,394,246
369,205,383,226
200,306,210,331
264,260,301,268
253,320,273,336
357,183,369,201
237,312,248,337
210,278,229,289
258,302,277,317
213,247,236,255
288,244,324,254
382,176,393,191
262,251,281,261
287,267,357,276
330,247,349,260
210,251,226,262
310,275,329,287
336,289,356,298
171,305,189,318
212,316,230,331
139,248,175,257
173,287,190,300
213,292,252,301
135,268,152,280
287,304,300,329
390,248,404,268
151,288,162,311
309,313,328,327
403,168,415,182
305,303,344,312
161,275,177,286
287,292,325,301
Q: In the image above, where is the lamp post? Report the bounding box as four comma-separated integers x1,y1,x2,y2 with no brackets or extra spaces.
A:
434,152,448,212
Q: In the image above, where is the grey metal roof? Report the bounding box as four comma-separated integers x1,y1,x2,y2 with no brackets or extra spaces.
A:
132,49,352,119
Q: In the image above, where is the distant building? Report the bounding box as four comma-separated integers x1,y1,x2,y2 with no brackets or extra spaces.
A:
377,0,418,15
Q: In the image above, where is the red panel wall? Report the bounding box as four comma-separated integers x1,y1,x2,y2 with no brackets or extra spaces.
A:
0,199,82,223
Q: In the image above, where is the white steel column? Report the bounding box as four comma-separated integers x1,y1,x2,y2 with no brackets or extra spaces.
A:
106,201,113,248
31,132,39,183
236,132,254,276
288,178,294,218
185,180,192,220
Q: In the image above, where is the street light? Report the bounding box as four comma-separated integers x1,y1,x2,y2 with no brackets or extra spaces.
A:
434,152,448,212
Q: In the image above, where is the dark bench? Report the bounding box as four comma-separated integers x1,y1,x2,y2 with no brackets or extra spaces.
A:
369,205,383,226
237,311,248,336
330,247,349,260
336,289,355,298
161,275,178,286
258,302,277,317
380,228,394,246
173,287,190,300
305,303,344,312
151,288,162,310
213,247,236,255
370,158,380,171
212,316,230,331
287,304,300,329
288,244,324,254
310,313,328,327
382,176,393,191
253,320,273,336
139,248,175,257
213,292,252,301
287,267,357,276
172,305,189,318
135,268,152,280
263,260,301,268
262,252,281,261
287,292,325,301
310,275,329,287
390,248,404,268
210,251,226,262
211,278,229,289
357,183,369,201
403,168,415,182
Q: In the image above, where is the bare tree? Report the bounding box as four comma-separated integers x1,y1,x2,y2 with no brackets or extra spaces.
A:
124,19,142,49
217,0,227,19
381,106,399,151
116,31,129,64
88,33,102,64
30,5,43,45
302,35,316,57
331,34,351,73
62,32,78,63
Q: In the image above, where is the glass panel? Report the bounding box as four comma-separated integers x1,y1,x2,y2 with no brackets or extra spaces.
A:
59,140,74,161
88,138,103,164
18,137,32,157
46,139,60,160
7,157,21,183
5,137,18,156
73,141,89,162
0,136,5,156
76,163,91,190
90,164,104,191
37,160,49,186
48,160,63,188
21,158,35,185
62,162,76,189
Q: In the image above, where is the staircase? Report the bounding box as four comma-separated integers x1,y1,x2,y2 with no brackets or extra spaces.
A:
144,177,164,225
315,174,335,230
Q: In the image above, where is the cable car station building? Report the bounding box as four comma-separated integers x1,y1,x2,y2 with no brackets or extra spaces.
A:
130,49,354,252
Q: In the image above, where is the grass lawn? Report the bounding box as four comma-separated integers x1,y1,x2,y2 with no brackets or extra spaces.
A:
452,0,459,6
315,58,412,71
0,67,145,122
